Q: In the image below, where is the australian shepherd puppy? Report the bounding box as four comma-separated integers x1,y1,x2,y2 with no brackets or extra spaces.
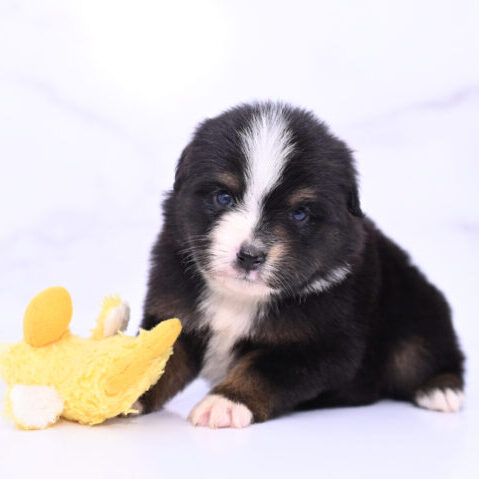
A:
139,102,465,428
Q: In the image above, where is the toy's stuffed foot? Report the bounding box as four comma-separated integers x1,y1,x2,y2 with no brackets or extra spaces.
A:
9,385,64,429
103,302,130,337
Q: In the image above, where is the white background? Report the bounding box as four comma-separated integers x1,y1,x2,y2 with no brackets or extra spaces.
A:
1,1,478,478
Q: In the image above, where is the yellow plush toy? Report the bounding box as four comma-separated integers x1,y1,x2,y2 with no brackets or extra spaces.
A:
0,287,181,429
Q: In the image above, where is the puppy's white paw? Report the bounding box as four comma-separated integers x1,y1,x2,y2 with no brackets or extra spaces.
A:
188,394,253,429
103,302,130,337
415,388,464,413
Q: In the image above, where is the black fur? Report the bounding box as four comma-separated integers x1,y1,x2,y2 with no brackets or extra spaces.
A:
140,102,465,422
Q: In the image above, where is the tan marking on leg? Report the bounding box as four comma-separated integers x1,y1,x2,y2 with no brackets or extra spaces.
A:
386,336,432,390
419,372,464,391
212,353,273,422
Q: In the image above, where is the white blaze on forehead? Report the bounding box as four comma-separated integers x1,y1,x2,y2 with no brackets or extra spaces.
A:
211,106,294,254
207,105,294,291
240,105,294,224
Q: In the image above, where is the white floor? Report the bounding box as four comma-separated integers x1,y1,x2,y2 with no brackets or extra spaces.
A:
1,377,479,479
1,1,479,478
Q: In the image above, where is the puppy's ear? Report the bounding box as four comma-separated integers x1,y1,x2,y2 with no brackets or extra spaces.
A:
347,184,363,217
173,143,193,193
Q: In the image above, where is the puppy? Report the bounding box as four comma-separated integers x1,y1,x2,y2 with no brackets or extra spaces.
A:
139,102,465,428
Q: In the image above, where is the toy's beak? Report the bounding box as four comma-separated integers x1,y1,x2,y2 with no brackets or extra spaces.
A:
104,318,182,397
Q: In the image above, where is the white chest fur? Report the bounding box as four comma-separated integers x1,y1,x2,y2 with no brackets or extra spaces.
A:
198,288,262,386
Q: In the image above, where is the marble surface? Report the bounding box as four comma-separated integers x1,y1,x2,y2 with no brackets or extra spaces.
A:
0,1,478,478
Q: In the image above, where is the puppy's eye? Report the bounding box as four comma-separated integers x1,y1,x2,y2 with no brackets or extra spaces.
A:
215,191,234,207
290,207,309,222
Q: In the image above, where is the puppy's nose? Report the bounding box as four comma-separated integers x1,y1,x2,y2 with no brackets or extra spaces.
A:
236,244,266,271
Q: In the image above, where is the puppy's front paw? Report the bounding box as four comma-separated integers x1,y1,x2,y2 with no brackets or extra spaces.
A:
188,394,253,429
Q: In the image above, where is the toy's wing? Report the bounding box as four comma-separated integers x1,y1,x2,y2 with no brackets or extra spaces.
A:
90,296,129,339
6,385,64,430
104,318,182,397
59,318,182,426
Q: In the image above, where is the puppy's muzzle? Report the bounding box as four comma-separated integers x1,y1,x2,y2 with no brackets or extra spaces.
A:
236,243,266,272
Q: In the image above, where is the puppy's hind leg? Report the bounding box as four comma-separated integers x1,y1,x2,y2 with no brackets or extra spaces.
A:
383,336,465,412
414,373,465,413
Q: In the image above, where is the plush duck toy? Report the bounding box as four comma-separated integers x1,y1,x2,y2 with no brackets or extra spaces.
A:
0,287,181,429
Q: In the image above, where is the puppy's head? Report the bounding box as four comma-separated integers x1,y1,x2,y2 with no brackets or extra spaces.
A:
171,102,364,299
